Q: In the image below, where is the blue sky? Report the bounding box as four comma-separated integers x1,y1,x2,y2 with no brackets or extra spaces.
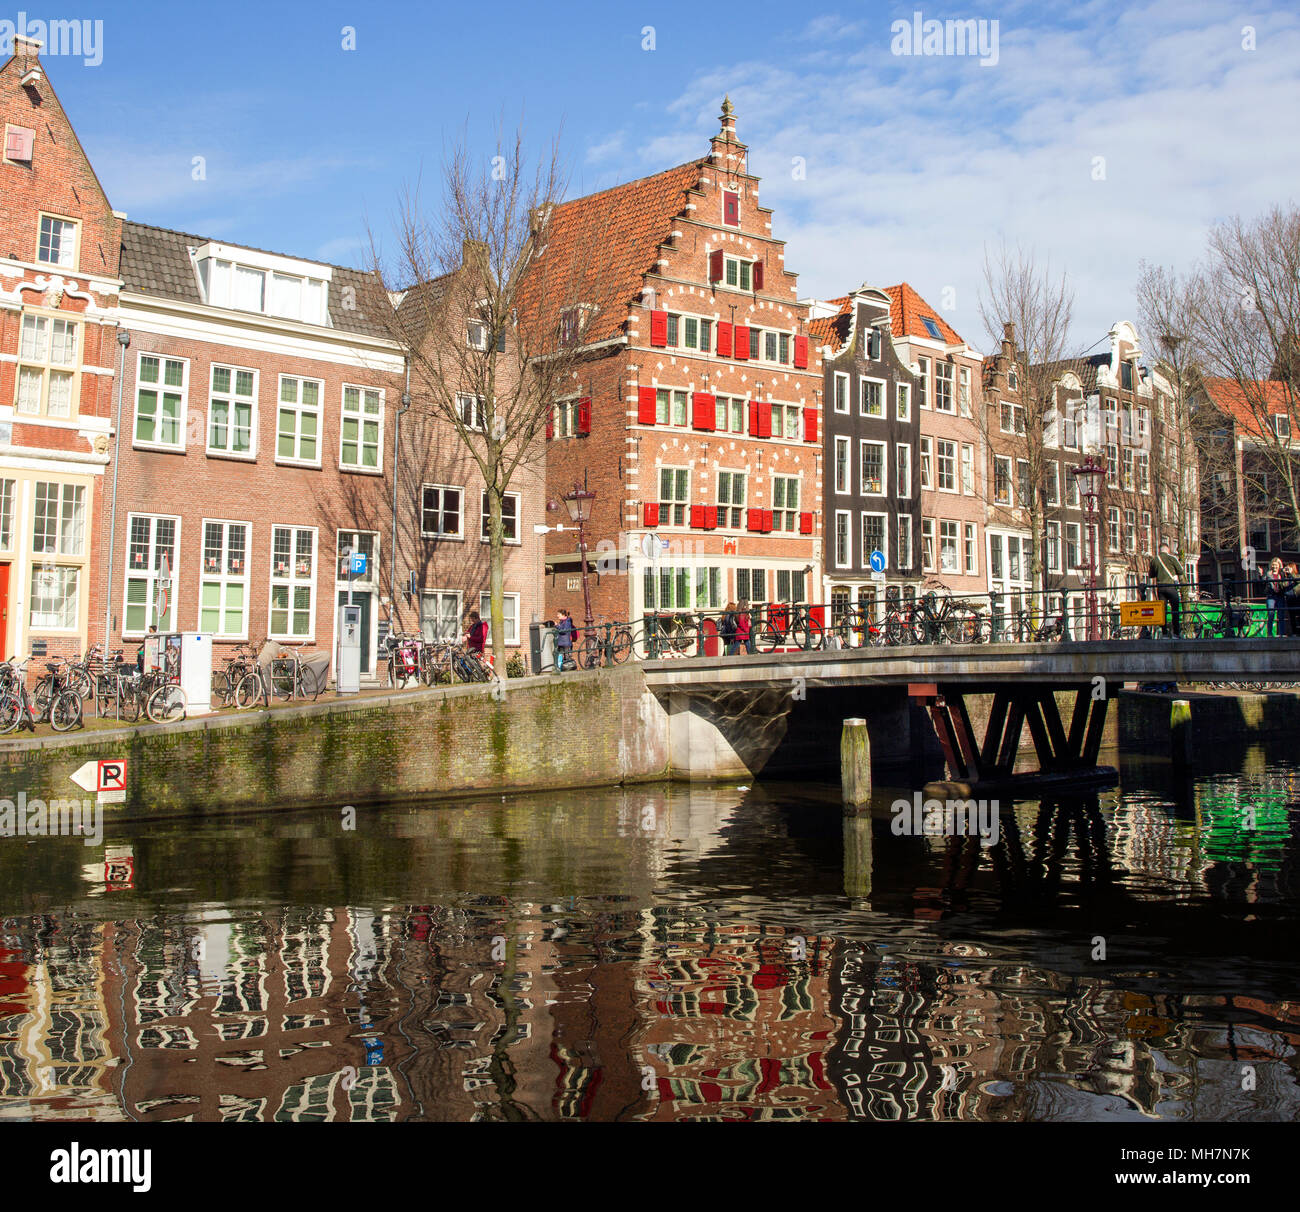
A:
38,0,1300,354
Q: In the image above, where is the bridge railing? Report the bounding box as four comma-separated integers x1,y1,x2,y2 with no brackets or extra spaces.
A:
621,577,1297,660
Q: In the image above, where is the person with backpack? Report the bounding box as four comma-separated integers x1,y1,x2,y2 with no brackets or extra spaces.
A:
720,601,739,655
554,608,576,672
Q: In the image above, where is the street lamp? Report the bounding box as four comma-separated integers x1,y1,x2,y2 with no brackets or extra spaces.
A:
562,483,597,639
1071,457,1105,640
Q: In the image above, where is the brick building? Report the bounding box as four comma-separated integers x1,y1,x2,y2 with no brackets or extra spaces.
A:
535,99,823,638
887,284,987,598
807,286,922,623
0,38,122,664
109,223,405,678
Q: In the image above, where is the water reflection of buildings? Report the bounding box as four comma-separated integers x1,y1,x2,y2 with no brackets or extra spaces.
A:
0,777,1297,1121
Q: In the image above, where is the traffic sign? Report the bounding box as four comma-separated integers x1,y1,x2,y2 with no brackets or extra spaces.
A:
70,759,127,803
869,550,886,574
349,552,367,577
871,570,887,584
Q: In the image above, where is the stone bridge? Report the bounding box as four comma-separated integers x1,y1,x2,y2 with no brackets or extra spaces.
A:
641,639,1300,787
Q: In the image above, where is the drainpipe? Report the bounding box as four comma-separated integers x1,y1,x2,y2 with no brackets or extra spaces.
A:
102,327,131,648
391,362,411,627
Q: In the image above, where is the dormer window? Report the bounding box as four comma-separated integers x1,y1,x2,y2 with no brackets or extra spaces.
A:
1121,360,1134,391
1275,414,1291,440
920,316,943,341
196,246,329,325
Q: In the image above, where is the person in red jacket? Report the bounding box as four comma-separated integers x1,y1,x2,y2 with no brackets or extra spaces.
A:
735,599,753,655
464,611,488,654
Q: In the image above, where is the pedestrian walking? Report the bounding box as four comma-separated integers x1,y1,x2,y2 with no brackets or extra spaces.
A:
554,608,575,672
1148,542,1184,638
1260,558,1288,637
720,601,739,654
735,599,754,655
1285,562,1300,638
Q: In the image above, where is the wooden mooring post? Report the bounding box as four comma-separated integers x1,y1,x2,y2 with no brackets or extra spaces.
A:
842,717,871,810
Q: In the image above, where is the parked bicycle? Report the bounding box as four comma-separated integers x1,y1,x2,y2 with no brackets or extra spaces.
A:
0,657,82,733
757,602,824,653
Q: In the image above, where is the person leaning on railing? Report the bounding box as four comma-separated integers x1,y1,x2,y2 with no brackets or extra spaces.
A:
1148,542,1184,638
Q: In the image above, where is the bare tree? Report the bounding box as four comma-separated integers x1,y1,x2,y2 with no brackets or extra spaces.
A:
1135,261,1213,580
1190,205,1300,554
978,243,1077,601
369,126,604,659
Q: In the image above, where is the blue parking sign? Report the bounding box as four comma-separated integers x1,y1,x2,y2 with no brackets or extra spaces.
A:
349,552,367,577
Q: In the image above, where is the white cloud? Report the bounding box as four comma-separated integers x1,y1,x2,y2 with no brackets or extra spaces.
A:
600,2,1300,353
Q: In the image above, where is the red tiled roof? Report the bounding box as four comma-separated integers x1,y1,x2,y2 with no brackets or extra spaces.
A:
521,159,705,345
1203,377,1295,441
808,295,851,349
884,282,964,345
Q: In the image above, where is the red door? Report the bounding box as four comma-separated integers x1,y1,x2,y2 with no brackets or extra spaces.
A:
0,563,9,658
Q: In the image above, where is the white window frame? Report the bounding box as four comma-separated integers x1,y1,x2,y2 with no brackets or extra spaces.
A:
268,525,318,641
133,352,189,452
939,519,961,574
897,382,911,420
860,512,888,570
717,469,747,528
897,514,913,570
123,513,180,637
958,366,971,415
29,565,80,632
15,310,81,419
917,357,930,409
199,519,251,640
994,455,1013,505
421,484,465,540
859,376,885,418
1046,520,1061,573
658,464,691,527
834,435,850,495
919,436,932,489
896,444,911,499
37,212,79,270
420,589,463,642
479,591,521,645
276,374,323,467
936,439,957,494
833,371,851,414
859,439,887,496
481,491,521,545
834,510,851,569
935,360,955,413
723,256,754,291
921,517,935,572
772,474,801,532
340,383,384,473
960,443,975,495
32,481,86,558
964,522,978,577
207,363,259,460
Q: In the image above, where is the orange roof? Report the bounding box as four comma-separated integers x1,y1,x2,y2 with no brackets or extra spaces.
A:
808,295,851,349
522,159,705,345
884,282,964,345
1203,377,1295,441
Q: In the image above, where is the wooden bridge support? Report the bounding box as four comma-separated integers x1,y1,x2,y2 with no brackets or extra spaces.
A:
910,682,1112,789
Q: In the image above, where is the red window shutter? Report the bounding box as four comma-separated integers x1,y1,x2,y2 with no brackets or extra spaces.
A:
734,326,750,360
759,401,773,439
650,310,668,347
753,262,764,292
793,335,809,369
638,386,657,425
717,321,733,358
692,391,716,431
546,413,555,440
724,191,739,225
690,504,706,529
748,399,761,436
705,506,718,530
644,502,659,527
747,508,763,532
799,511,814,535
763,509,774,533
809,605,824,627
576,397,592,435
709,250,724,283
803,407,818,443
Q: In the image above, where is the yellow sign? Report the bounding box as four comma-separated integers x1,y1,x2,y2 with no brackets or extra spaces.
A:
1118,600,1167,626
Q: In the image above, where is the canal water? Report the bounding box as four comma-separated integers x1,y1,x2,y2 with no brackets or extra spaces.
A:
1,743,1297,1122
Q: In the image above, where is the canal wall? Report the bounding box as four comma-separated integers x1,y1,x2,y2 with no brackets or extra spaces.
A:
0,667,670,820
1118,688,1300,751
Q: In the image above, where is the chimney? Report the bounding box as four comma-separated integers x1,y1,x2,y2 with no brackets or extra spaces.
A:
710,96,745,170
13,36,43,88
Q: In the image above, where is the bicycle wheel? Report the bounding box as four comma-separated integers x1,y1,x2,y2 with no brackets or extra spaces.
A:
296,666,323,701
577,635,602,669
68,667,93,701
610,629,633,664
235,671,265,709
791,617,823,651
32,677,53,720
270,659,295,701
883,615,903,646
0,691,21,733
50,690,82,732
146,684,187,723
757,622,784,653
